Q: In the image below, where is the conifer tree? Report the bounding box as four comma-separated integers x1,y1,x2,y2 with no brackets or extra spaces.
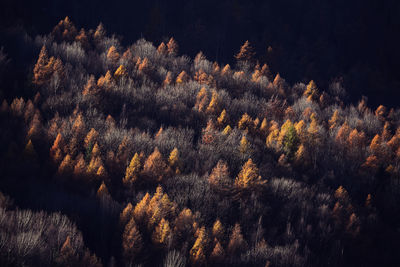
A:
227,223,247,255
142,148,170,182
235,40,255,62
152,218,172,247
190,226,208,265
124,153,141,186
208,160,231,188
167,37,179,56
235,159,266,189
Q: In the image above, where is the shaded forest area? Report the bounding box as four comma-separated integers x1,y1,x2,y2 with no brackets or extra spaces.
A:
1,0,400,107
0,13,400,267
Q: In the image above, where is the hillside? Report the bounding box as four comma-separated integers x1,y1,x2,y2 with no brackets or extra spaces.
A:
0,17,399,267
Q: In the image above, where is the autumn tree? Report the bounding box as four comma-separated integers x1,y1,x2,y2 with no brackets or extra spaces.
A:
208,160,232,189
227,223,247,255
114,65,127,79
212,219,225,241
206,90,220,114
167,37,179,56
122,218,143,262
157,42,167,55
235,159,266,189
190,226,208,265
142,148,170,183
33,46,49,85
123,153,142,186
235,40,255,62
152,218,172,247
304,80,319,101
176,70,189,83
107,46,119,64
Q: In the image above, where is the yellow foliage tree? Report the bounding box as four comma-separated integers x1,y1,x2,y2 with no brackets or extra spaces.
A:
190,226,208,265
142,148,170,182
152,218,172,246
212,219,225,241
167,37,179,56
206,90,220,114
227,223,246,255
217,109,228,126
123,153,141,186
176,70,189,83
235,40,255,61
114,65,127,79
107,45,119,63
208,160,231,189
235,159,266,189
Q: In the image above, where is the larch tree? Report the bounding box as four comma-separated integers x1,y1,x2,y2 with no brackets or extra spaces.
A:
122,219,143,262
157,42,167,55
217,109,228,126
124,153,142,186
152,218,172,247
210,239,225,263
212,219,225,241
107,45,120,64
33,46,49,85
208,160,232,189
167,37,179,56
304,80,319,101
142,148,170,183
227,223,247,255
114,65,127,79
176,70,189,83
234,159,266,189
206,90,220,115
190,226,208,265
235,40,255,62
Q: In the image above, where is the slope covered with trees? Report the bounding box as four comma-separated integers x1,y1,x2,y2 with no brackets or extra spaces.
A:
0,18,400,266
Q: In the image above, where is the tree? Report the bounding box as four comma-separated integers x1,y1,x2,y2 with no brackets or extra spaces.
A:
235,159,266,189
235,40,255,62
227,223,247,255
120,203,134,227
107,46,119,64
82,76,98,96
133,193,151,224
217,109,228,126
281,122,299,158
33,46,49,85
123,153,141,186
329,110,340,129
190,226,208,265
84,128,99,149
168,148,181,173
238,113,253,131
122,219,143,261
206,90,220,114
152,218,172,247
208,160,231,189
195,87,209,112
58,154,73,175
157,42,167,55
210,240,225,263
96,181,110,200
114,65,127,79
167,38,178,56
176,71,189,83
142,148,170,182
304,80,319,101
212,219,225,241
239,135,250,154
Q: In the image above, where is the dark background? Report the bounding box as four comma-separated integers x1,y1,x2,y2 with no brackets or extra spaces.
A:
1,0,400,108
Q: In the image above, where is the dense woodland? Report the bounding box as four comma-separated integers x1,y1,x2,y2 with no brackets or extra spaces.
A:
0,18,400,266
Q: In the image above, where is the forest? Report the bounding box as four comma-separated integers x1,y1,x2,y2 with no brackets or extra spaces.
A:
0,17,400,267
